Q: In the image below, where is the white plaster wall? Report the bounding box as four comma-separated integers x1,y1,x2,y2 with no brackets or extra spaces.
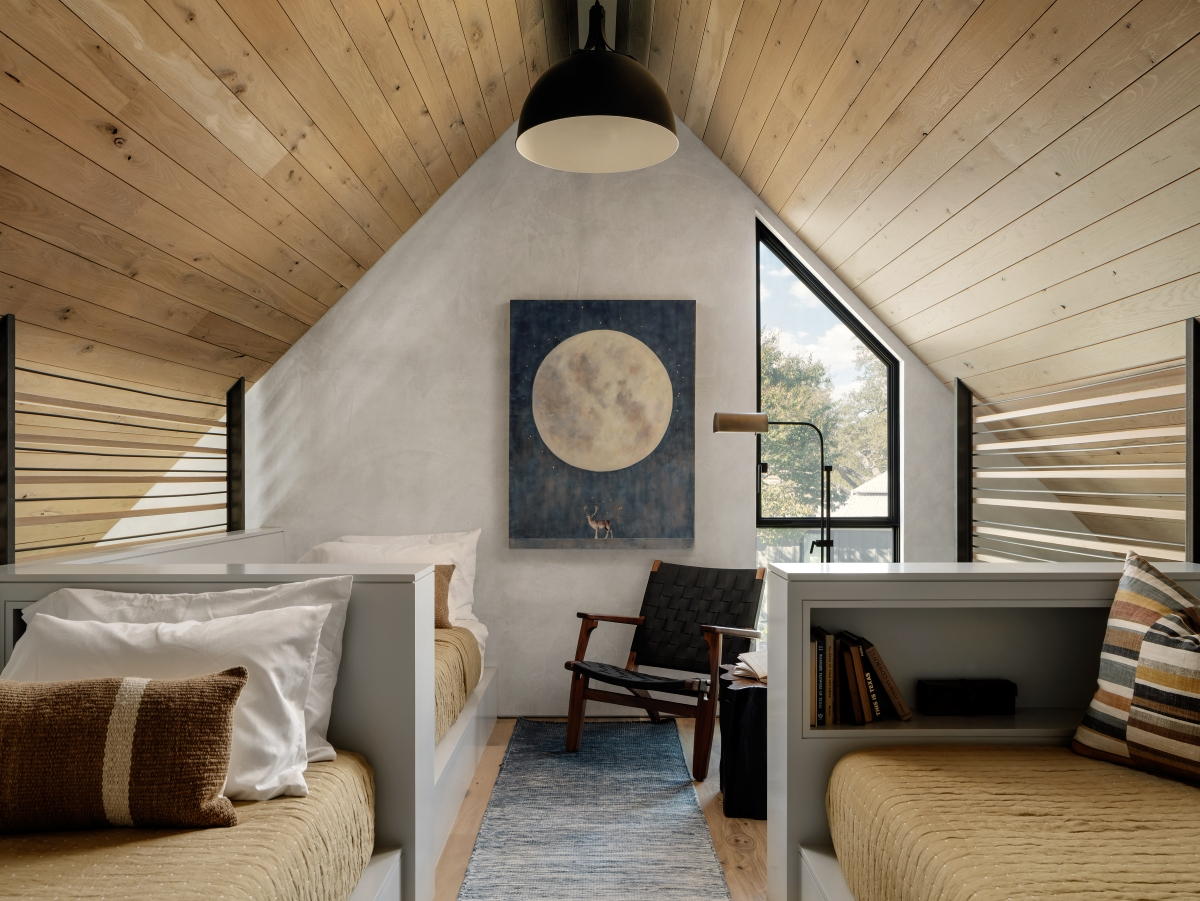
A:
247,120,955,715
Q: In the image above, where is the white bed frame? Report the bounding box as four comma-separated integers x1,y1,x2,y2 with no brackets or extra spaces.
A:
769,561,1200,901
0,561,454,901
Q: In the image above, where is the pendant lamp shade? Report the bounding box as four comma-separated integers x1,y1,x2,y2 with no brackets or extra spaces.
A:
516,12,677,173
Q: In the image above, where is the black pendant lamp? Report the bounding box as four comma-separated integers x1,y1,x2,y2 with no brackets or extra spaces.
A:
516,1,678,173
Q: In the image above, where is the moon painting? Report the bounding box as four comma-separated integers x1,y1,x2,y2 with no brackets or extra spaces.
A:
532,330,674,473
510,300,695,549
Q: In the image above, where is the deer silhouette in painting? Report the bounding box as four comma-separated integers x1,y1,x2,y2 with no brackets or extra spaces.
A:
585,507,613,539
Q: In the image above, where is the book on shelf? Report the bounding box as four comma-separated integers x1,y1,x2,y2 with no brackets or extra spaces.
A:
809,638,817,728
845,639,874,723
856,634,913,721
840,644,864,725
811,627,829,726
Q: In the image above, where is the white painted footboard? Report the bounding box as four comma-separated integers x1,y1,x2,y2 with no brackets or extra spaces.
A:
1,562,436,901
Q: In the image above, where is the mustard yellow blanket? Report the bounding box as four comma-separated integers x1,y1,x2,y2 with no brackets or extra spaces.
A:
828,745,1200,901
0,752,374,901
435,626,482,744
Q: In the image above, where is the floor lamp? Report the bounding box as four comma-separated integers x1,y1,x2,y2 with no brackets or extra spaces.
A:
713,412,834,563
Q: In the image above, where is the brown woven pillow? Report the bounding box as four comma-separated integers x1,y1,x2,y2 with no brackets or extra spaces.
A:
435,564,456,628
0,667,247,833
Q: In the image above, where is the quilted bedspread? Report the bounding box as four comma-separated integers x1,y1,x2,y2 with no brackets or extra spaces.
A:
0,752,374,901
435,625,482,744
827,744,1200,901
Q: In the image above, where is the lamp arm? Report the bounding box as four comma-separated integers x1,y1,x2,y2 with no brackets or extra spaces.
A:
767,420,832,563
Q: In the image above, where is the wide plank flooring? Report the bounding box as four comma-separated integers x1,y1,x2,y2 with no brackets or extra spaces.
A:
434,716,767,901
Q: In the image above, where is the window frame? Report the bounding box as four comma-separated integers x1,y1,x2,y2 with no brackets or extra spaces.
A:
755,221,900,557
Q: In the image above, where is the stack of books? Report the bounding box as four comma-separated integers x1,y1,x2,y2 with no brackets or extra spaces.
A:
809,628,913,726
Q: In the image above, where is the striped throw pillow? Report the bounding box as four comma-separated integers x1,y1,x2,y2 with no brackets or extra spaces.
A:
1126,610,1200,780
0,667,247,833
1073,552,1200,765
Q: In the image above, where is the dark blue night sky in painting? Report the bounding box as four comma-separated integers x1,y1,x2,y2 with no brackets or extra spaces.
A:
509,300,695,548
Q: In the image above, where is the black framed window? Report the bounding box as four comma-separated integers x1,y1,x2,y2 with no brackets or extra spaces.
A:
756,222,899,563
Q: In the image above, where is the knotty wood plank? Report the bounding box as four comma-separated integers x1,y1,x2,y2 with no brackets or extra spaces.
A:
416,0,499,153
701,0,779,155
931,271,1200,385
277,0,442,213
16,393,224,428
0,169,303,352
15,322,237,398
802,0,1052,251
0,29,338,311
514,0,550,86
677,719,768,901
541,0,569,64
718,0,822,176
213,0,423,234
829,0,1137,286
682,0,743,135
329,0,463,188
3,0,376,282
911,222,1200,366
779,0,980,229
0,105,326,329
648,0,683,87
896,165,1200,346
665,0,714,116
452,0,517,135
144,0,405,253
0,235,282,373
483,0,531,113
376,0,482,168
872,95,1200,323
16,502,226,528
959,323,1184,399
758,0,926,212
856,0,1200,306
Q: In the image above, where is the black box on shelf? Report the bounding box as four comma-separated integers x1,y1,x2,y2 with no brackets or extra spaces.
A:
916,679,1017,716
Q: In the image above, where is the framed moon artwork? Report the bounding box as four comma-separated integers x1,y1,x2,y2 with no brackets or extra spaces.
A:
509,299,695,548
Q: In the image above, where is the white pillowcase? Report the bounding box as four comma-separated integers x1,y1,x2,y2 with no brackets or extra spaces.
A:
20,577,352,763
337,530,480,620
2,605,329,800
301,530,486,658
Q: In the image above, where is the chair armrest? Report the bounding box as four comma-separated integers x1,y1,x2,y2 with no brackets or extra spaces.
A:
577,613,646,626
700,625,763,640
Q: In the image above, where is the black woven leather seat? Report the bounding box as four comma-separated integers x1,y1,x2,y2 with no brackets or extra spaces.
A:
563,560,764,780
568,660,704,695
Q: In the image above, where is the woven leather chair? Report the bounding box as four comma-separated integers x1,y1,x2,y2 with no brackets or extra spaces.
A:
564,560,764,780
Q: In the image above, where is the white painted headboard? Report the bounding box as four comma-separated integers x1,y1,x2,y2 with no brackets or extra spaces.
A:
0,562,435,901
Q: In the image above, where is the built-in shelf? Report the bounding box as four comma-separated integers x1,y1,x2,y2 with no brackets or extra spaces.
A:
805,706,1084,739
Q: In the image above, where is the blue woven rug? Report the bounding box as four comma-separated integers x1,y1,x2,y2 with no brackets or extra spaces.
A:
457,719,731,900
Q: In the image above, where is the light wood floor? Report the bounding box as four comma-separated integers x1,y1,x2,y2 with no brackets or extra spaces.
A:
434,717,768,901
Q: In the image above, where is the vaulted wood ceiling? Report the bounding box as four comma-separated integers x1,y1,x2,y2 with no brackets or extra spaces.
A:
2,0,1199,411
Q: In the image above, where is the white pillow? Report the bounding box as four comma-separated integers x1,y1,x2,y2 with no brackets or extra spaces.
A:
337,529,480,620
302,532,487,658
20,577,352,763
2,605,329,800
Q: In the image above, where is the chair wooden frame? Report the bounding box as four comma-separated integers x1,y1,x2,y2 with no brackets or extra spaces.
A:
563,565,763,781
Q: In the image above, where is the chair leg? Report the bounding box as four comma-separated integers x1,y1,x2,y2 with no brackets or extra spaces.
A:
566,674,589,752
692,694,717,781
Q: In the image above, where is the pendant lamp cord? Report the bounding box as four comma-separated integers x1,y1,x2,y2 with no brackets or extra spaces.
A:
583,0,610,51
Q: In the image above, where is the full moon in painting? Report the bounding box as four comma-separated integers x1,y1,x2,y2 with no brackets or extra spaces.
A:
531,329,674,472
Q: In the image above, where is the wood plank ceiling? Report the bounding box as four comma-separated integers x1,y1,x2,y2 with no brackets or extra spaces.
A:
2,0,1199,405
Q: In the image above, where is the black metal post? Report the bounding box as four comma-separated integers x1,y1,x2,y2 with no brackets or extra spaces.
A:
226,377,245,532
955,378,973,563
1188,319,1200,563
0,314,12,565
769,420,832,563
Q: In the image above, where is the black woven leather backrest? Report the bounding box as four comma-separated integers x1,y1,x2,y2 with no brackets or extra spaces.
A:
629,562,764,674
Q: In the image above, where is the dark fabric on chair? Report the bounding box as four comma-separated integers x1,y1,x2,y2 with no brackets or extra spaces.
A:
629,563,763,674
569,661,703,696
